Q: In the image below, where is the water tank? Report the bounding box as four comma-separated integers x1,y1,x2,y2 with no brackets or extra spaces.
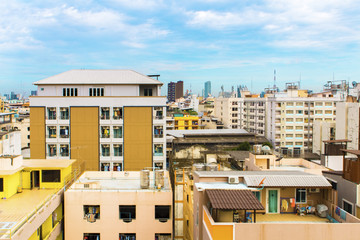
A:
192,163,206,171
253,145,262,154
140,169,150,189
261,145,271,154
206,163,218,171
155,170,165,188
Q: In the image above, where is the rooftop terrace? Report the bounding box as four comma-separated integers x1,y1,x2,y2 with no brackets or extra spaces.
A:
69,171,171,192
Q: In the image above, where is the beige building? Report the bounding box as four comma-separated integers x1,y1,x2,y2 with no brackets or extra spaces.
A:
64,170,172,240
30,70,167,171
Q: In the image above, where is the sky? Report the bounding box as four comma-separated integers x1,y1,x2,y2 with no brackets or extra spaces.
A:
1,0,360,96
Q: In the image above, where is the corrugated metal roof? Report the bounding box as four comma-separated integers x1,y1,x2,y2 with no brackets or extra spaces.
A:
206,189,264,210
166,129,249,138
33,69,163,85
244,175,331,188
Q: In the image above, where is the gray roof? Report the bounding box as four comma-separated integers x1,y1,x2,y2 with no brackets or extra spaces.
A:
195,171,331,188
33,69,163,85
244,175,331,188
167,129,249,138
195,170,312,177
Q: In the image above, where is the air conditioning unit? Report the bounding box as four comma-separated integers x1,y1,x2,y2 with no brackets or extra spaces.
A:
309,188,320,193
228,176,239,184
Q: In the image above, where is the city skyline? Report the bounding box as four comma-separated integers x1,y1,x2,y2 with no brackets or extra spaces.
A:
1,1,360,95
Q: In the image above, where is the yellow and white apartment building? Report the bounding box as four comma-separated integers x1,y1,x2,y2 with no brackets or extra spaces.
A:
0,155,78,240
30,70,166,171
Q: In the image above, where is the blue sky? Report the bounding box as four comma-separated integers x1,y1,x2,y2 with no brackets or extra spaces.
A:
1,0,360,96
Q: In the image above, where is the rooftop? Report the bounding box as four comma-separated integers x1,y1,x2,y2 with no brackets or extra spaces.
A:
0,189,58,238
33,69,163,86
341,149,360,156
167,129,249,138
68,171,171,192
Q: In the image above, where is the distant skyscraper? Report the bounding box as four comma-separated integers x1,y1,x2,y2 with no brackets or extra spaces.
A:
168,81,183,102
168,82,176,102
204,81,211,98
175,81,183,100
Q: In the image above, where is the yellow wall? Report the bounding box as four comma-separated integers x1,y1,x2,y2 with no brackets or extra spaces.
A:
22,171,31,189
124,107,152,171
42,214,53,239
30,107,45,159
203,208,233,240
0,172,20,199
174,116,200,130
70,107,99,171
28,229,39,240
298,90,309,97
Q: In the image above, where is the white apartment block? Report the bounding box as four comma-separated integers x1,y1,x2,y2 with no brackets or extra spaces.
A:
214,98,242,129
267,97,341,155
213,98,266,136
30,70,167,171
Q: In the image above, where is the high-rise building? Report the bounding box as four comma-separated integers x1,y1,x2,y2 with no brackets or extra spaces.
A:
30,70,166,171
204,81,211,98
168,81,183,102
168,82,176,102
175,80,183,100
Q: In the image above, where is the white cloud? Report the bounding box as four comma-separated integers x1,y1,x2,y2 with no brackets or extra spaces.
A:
185,0,360,49
107,0,164,10
0,1,169,51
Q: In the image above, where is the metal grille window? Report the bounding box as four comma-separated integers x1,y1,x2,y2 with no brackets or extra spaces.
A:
60,144,69,157
114,144,123,157
113,126,122,138
119,205,136,222
101,144,110,157
113,107,123,120
60,107,69,120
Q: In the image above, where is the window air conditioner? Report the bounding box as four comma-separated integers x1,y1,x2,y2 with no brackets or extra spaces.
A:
228,176,239,184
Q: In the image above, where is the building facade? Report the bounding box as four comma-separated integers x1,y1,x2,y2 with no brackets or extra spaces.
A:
30,70,167,171
65,171,172,240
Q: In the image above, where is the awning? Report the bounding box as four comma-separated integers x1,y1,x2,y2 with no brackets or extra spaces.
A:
206,189,264,210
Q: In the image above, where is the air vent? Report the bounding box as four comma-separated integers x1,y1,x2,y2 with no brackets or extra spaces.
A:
84,184,90,189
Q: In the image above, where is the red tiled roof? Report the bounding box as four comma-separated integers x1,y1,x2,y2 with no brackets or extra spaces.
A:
206,189,264,210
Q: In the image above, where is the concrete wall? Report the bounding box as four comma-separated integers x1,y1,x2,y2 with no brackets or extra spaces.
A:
323,172,357,214
64,190,172,239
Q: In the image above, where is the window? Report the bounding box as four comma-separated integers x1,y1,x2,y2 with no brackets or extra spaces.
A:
154,144,163,156
48,144,57,157
154,126,163,138
113,126,122,138
83,233,100,240
113,163,122,171
101,144,110,157
253,191,261,201
114,144,123,157
0,178,3,192
62,88,78,97
47,107,56,120
47,126,56,138
101,163,110,171
113,107,123,120
144,88,153,96
155,205,170,222
154,107,163,119
119,205,136,222
155,234,171,240
295,188,306,203
60,107,69,120
343,200,353,214
89,88,104,96
120,234,136,240
60,144,69,157
42,170,61,182
101,107,110,120
101,126,110,138
60,126,69,138
84,205,100,220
